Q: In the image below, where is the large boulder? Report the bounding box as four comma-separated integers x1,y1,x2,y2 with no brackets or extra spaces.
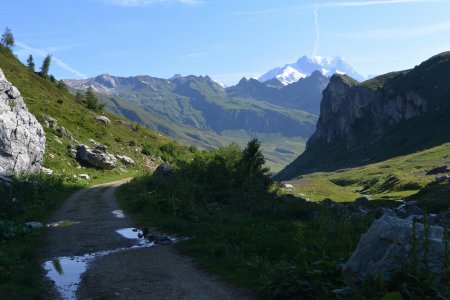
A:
116,155,135,165
342,215,446,284
95,115,110,124
0,69,45,175
153,162,172,177
76,144,117,169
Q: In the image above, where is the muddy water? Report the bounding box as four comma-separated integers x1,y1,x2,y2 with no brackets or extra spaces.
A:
43,227,158,299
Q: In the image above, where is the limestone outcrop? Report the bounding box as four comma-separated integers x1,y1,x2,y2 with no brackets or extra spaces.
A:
0,69,46,175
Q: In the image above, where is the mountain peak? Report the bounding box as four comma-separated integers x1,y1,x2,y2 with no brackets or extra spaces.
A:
258,55,365,85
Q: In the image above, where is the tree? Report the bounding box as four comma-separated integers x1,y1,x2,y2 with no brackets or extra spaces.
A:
57,80,67,90
26,55,35,71
40,54,52,77
75,91,85,103
1,27,14,49
85,86,104,111
239,138,271,188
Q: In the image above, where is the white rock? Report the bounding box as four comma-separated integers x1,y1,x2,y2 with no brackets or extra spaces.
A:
25,221,43,229
0,69,46,175
95,115,110,124
116,155,135,165
79,174,90,179
40,167,54,175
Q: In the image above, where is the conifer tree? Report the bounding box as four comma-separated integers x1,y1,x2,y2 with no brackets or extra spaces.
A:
26,55,35,71
40,54,52,77
1,27,14,49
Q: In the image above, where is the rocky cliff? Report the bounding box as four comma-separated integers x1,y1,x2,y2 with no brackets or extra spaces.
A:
276,52,450,180
0,69,45,175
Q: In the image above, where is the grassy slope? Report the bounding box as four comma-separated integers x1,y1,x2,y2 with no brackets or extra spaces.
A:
0,45,191,298
283,141,450,211
0,46,192,183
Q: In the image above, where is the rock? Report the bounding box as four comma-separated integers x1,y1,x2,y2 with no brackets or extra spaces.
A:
374,207,396,219
116,155,135,165
114,120,133,128
68,147,78,158
95,116,110,124
0,175,12,186
0,69,46,175
342,215,446,284
153,162,173,176
426,165,448,175
396,201,423,218
79,174,90,179
435,175,449,182
354,196,370,206
25,221,43,229
94,144,108,153
40,167,54,176
76,144,117,169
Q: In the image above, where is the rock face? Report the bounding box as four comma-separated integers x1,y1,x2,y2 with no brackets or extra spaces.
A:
342,215,446,283
276,52,450,180
76,144,117,169
0,69,46,175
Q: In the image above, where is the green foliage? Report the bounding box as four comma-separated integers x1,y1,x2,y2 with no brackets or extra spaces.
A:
0,175,80,299
40,54,51,77
26,55,35,72
118,141,373,298
85,86,104,111
1,27,14,49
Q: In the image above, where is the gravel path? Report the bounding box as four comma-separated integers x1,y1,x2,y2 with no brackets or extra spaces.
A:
41,179,255,300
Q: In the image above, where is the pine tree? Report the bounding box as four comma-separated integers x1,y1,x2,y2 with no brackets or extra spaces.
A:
85,86,104,111
26,55,35,72
1,27,14,49
40,54,52,77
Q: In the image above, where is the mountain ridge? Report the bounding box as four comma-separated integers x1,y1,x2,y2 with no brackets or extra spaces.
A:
276,51,450,180
258,55,365,85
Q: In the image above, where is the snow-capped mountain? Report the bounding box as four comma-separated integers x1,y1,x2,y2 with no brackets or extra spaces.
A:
258,56,365,85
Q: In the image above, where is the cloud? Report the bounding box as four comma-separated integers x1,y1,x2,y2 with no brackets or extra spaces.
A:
106,0,203,7
15,42,88,79
336,20,450,39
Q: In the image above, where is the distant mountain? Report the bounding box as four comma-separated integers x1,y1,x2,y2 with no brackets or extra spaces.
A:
65,74,318,172
275,51,450,180
258,56,365,85
227,71,329,115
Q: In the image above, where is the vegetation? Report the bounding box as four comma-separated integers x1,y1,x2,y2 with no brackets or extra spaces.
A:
39,54,52,78
85,86,104,111
0,27,14,49
281,140,450,212
0,175,80,298
26,54,35,72
118,140,375,299
0,44,192,181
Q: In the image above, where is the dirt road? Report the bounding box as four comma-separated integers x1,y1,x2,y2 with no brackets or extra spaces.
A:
41,179,255,300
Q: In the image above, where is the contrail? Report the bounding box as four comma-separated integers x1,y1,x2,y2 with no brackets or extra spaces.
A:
313,4,320,56
15,41,88,79
311,0,445,56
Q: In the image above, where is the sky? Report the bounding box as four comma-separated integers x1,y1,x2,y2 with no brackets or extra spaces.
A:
2,0,450,85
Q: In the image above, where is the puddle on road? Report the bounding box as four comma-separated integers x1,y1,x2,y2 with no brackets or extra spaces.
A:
44,227,175,300
47,220,80,228
116,227,143,239
112,210,125,218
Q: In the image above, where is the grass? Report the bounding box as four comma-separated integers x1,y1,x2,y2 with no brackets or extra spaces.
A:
0,45,192,181
283,141,450,211
0,175,81,299
117,177,371,299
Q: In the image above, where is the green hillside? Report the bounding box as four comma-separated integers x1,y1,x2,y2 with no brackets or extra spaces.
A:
0,45,192,181
282,140,450,212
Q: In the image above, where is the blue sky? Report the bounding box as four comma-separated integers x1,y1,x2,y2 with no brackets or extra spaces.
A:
2,0,450,85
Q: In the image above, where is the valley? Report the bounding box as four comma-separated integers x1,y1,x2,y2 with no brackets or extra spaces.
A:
1,3,450,298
